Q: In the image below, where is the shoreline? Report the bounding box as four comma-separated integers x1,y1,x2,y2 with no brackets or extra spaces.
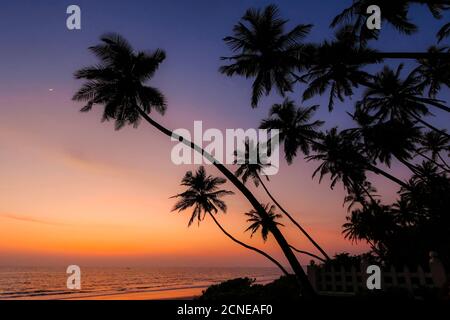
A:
4,285,208,300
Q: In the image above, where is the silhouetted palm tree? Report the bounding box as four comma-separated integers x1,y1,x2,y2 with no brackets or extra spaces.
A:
171,166,289,275
220,5,312,107
344,181,378,210
245,203,327,263
413,46,450,98
260,98,324,164
73,33,315,296
245,204,283,242
418,131,450,168
343,201,396,256
235,139,331,261
358,65,450,136
306,128,369,192
391,198,418,227
300,27,380,110
352,119,422,174
332,0,449,40
261,99,409,188
234,139,271,187
332,1,415,36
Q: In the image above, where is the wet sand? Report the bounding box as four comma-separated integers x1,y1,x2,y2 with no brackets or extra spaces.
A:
66,286,205,300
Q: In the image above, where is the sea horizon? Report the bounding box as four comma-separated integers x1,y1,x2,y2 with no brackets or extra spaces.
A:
0,266,284,300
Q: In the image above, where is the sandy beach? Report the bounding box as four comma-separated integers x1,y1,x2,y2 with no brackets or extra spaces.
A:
4,286,206,300
66,287,206,300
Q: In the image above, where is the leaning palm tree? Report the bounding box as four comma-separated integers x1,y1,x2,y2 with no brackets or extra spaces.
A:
306,128,369,193
234,138,331,261
417,131,450,168
245,204,284,242
245,204,326,263
73,33,314,296
171,167,289,275
413,46,450,98
352,118,423,174
219,4,313,107
259,98,324,164
331,0,416,37
332,0,449,40
342,201,395,256
358,65,450,136
261,101,409,188
300,26,380,110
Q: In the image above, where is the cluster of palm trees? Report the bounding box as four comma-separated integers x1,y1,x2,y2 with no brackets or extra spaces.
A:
73,2,449,297
219,3,449,267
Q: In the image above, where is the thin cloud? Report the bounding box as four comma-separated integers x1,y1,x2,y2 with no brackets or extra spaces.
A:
0,213,68,226
0,213,133,229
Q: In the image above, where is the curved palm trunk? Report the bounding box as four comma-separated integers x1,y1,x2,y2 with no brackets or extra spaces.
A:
348,180,376,207
374,52,450,61
415,150,450,172
408,111,450,139
256,175,331,261
396,157,422,175
437,153,450,169
364,163,409,189
289,245,326,263
207,212,289,276
306,137,410,189
367,239,383,258
136,108,316,297
415,97,450,113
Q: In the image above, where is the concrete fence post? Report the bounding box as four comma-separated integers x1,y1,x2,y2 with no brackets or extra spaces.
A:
307,260,318,291
429,251,447,288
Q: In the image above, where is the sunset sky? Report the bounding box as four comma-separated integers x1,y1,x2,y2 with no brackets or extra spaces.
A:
0,0,449,267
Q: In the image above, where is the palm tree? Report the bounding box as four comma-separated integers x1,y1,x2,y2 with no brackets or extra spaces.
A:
245,204,327,263
306,128,368,191
259,98,324,164
219,4,312,107
331,0,416,37
73,33,315,296
234,138,331,261
261,99,410,189
300,26,380,110
171,167,289,275
343,201,396,256
358,65,450,136
245,203,283,241
344,180,378,210
413,46,450,98
332,0,449,41
352,118,423,174
417,131,450,168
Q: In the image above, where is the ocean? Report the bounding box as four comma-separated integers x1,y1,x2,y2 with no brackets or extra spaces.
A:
0,266,283,299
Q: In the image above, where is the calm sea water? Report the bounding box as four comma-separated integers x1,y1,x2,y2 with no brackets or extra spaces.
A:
0,267,282,299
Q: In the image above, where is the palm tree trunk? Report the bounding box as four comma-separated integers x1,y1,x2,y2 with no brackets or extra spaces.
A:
396,157,422,175
357,182,376,204
289,245,326,263
374,52,450,60
437,153,450,169
364,163,409,189
408,111,450,138
415,150,450,172
207,212,290,276
366,239,383,258
415,97,450,113
136,107,316,297
256,175,331,261
305,137,409,189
